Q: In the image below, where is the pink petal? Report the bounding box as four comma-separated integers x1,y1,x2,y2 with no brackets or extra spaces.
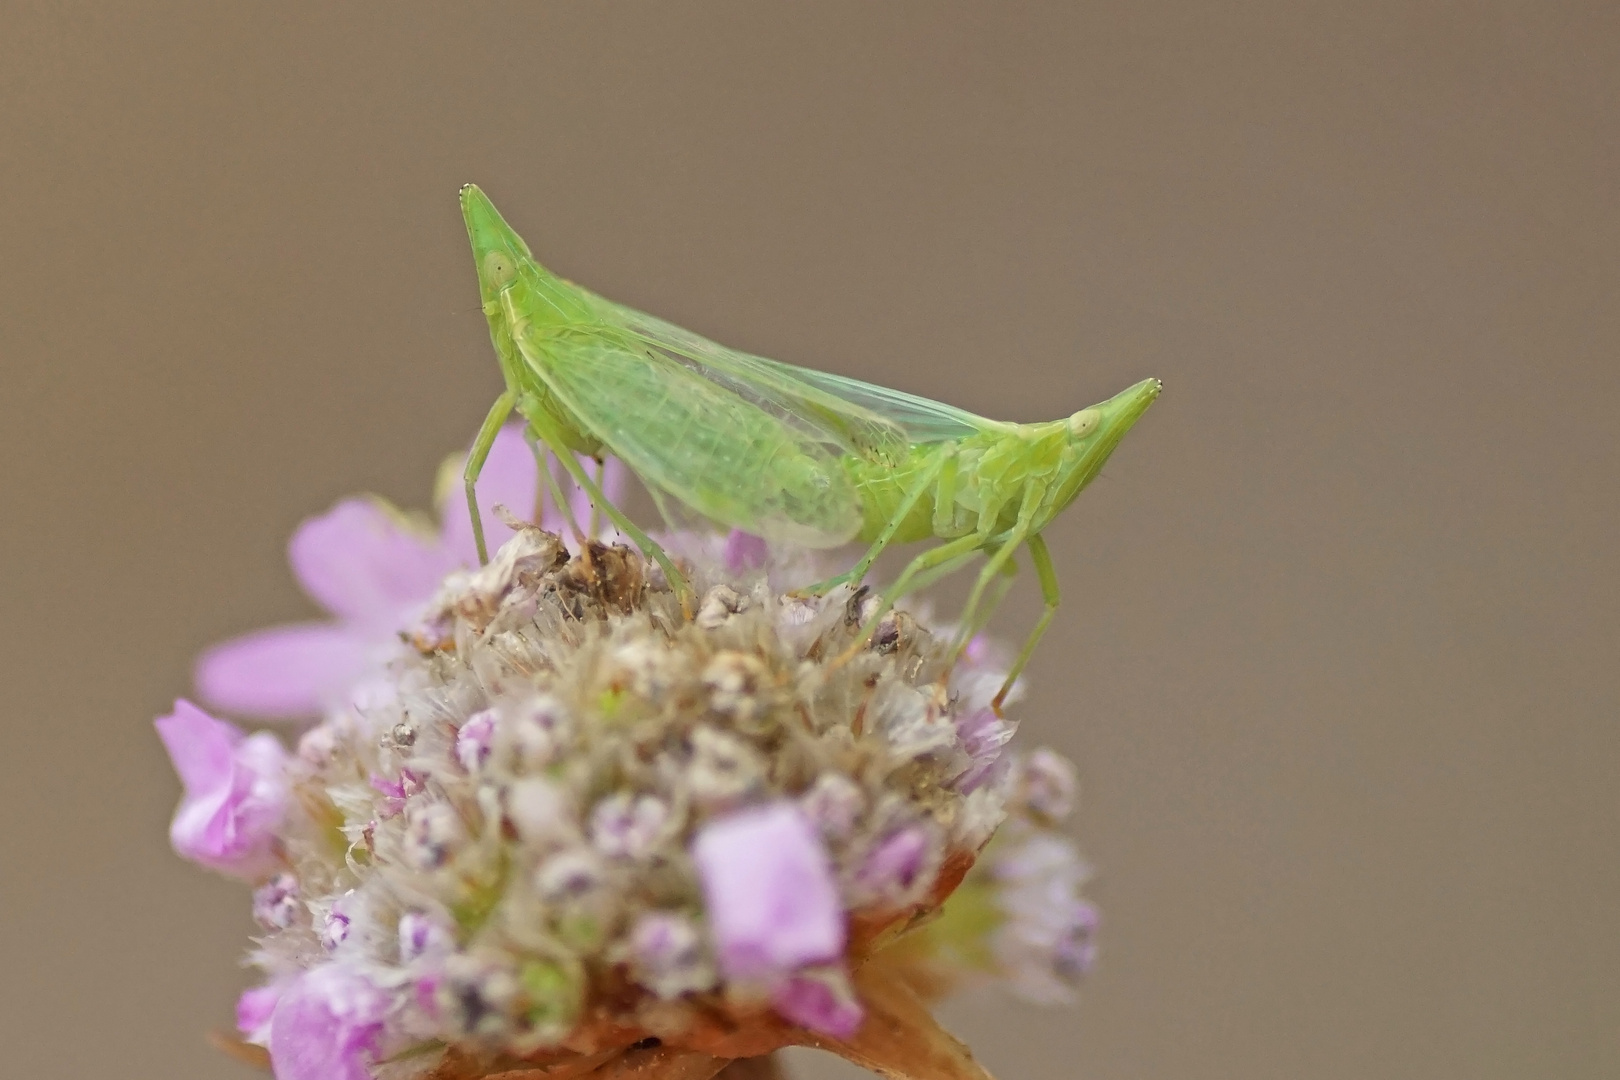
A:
269,966,386,1080
155,699,239,792
290,498,455,626
440,421,539,566
237,982,285,1046
772,968,865,1038
693,803,845,982
724,530,769,574
195,623,373,720
156,701,289,877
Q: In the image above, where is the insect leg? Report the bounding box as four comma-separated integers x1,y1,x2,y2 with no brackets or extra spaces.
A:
522,427,587,545
834,532,985,667
899,545,983,596
802,446,950,597
992,532,1059,711
587,458,606,538
954,553,1020,652
464,391,518,565
949,480,1046,657
524,405,693,606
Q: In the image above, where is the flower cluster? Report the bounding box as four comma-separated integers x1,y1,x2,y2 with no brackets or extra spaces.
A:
157,426,1097,1080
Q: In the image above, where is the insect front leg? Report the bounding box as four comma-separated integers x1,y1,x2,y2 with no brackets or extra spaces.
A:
992,532,1060,711
801,447,950,597
948,479,1046,658
464,391,518,565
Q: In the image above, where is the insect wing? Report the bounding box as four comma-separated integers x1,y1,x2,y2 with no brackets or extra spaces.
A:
594,297,924,463
600,295,993,445
761,362,996,443
514,323,864,548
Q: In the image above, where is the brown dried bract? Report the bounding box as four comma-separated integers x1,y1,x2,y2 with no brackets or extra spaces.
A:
557,542,645,616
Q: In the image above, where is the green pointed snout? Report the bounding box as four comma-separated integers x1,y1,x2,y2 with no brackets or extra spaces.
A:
1100,377,1161,436
460,184,532,303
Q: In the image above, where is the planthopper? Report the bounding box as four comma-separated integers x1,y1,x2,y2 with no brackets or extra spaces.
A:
459,184,1159,707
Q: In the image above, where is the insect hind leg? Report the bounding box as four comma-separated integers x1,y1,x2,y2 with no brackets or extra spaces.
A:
950,553,1019,658
520,427,587,545
992,532,1059,711
800,446,950,597
833,532,984,668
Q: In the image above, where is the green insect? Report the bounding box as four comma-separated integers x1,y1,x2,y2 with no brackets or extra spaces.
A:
459,185,1160,707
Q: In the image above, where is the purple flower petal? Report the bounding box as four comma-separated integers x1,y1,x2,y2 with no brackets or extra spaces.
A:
590,793,669,860
454,709,496,772
291,499,456,627
1019,748,1077,820
195,622,374,720
628,911,714,998
954,708,1016,793
723,530,769,574
252,873,302,930
852,825,939,905
155,700,289,878
237,981,285,1046
439,422,539,567
990,833,1097,1004
772,967,864,1038
156,697,239,790
397,911,455,963
693,803,845,982
268,965,387,1080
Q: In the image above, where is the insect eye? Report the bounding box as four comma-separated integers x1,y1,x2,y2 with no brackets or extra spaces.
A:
483,250,519,288
1067,408,1101,438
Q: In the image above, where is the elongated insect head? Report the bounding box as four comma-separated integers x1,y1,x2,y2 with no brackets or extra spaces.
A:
460,184,534,305
1050,377,1162,511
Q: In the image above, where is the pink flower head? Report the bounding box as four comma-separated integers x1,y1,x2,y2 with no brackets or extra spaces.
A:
991,833,1097,1004
154,700,288,878
268,965,388,1080
195,423,624,720
692,802,845,983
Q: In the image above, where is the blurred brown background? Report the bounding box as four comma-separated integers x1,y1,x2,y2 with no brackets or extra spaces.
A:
1,3,1615,1078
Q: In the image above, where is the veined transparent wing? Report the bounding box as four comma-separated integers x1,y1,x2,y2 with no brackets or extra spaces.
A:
593,294,995,445
513,322,864,548
760,361,1003,442
590,294,980,459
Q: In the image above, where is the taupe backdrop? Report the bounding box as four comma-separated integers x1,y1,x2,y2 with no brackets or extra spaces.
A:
2,4,1614,1078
